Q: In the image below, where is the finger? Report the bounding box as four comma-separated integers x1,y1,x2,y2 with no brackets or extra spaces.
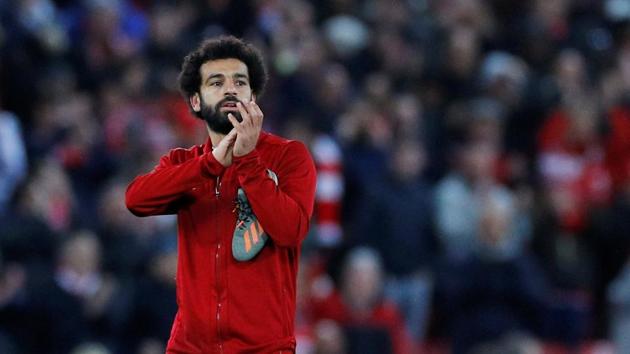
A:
236,102,251,126
250,101,264,124
224,128,238,143
215,130,236,156
241,102,256,128
241,100,255,116
248,104,261,127
227,113,241,130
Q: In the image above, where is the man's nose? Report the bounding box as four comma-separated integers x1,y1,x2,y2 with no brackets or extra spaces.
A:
224,80,237,96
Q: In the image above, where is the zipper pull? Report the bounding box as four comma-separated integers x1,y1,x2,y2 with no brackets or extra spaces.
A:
215,176,221,197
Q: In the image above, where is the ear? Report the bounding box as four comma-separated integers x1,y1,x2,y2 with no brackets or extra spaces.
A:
190,93,201,112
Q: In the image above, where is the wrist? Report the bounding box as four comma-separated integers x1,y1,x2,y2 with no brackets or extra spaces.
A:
213,150,232,167
202,152,227,177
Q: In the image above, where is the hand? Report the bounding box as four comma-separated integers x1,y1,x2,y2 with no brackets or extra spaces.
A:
212,128,237,167
227,99,264,157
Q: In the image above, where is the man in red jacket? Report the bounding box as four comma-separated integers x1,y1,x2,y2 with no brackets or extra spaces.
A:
126,36,317,354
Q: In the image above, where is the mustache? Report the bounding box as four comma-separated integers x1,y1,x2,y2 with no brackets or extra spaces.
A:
217,96,242,108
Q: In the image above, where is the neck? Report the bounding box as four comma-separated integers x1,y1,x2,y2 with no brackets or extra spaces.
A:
207,125,225,148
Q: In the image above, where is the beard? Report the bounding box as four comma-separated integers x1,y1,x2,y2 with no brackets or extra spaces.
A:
200,96,244,135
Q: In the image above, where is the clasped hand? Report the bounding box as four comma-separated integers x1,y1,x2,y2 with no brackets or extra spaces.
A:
212,99,264,167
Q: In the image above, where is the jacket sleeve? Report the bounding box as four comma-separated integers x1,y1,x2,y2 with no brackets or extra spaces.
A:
126,149,225,216
232,141,317,247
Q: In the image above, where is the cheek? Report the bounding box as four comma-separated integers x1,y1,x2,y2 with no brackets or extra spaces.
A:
240,88,253,99
201,92,221,107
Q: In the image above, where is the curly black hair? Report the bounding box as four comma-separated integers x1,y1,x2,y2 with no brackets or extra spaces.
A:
178,36,268,116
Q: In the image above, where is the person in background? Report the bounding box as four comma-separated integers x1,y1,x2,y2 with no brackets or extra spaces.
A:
27,230,130,354
310,247,415,354
437,193,548,354
0,107,27,215
353,139,436,341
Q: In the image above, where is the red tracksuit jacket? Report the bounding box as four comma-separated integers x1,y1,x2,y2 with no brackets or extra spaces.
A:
126,131,317,353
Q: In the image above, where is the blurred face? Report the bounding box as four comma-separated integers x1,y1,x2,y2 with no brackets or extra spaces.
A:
392,142,425,181
567,100,598,144
341,260,382,312
448,27,479,76
462,141,498,181
60,234,101,276
314,320,346,354
191,58,254,134
554,50,587,95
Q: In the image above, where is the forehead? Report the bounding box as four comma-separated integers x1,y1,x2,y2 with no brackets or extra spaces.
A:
200,58,248,79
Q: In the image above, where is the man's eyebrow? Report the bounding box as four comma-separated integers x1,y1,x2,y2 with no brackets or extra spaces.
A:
205,73,248,83
205,73,225,83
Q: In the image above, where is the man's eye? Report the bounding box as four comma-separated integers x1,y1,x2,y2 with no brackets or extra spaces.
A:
210,82,222,86
236,81,247,86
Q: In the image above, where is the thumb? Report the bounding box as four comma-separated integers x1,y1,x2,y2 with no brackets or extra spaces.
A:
219,129,238,147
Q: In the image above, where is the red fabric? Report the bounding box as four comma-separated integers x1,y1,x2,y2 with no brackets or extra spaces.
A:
160,93,206,143
536,109,612,231
537,109,571,152
310,291,415,354
126,131,317,353
606,107,630,190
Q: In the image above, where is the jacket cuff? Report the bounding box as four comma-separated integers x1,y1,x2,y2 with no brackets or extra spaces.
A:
201,152,226,177
233,150,261,176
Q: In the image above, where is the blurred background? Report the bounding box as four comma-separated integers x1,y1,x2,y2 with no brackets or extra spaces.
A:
1,0,630,353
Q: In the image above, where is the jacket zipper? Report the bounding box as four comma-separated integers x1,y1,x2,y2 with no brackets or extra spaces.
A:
215,176,221,198
215,175,224,353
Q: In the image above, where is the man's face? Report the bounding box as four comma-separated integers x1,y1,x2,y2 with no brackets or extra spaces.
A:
193,58,253,134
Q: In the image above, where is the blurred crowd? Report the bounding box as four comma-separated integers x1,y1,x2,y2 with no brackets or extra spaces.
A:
2,0,630,353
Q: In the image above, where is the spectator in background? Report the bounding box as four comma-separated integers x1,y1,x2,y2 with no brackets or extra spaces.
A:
437,190,549,354
0,153,76,301
0,248,27,354
73,0,148,90
124,234,177,354
0,0,69,126
353,139,436,341
337,98,392,223
591,157,630,337
608,255,630,354
27,230,131,354
478,51,533,156
575,45,630,337
313,319,347,354
96,179,177,278
603,41,630,194
435,137,528,262
17,158,77,233
0,108,27,215
534,96,609,342
311,247,415,354
101,57,179,165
